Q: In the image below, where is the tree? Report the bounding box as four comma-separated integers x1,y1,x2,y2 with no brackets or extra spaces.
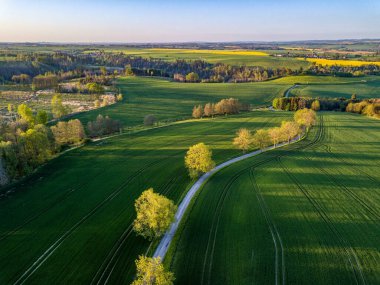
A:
311,100,320,111
35,110,49,125
32,74,58,91
100,66,107,76
133,188,177,240
17,104,34,125
252,129,270,150
184,143,215,179
192,105,203,119
203,103,214,117
144,114,157,126
125,65,134,76
272,98,280,109
280,121,300,143
18,125,52,167
51,94,69,119
185,72,199,82
116,94,123,101
86,83,104,94
294,108,316,131
233,128,252,153
87,115,121,137
132,256,174,285
268,127,282,147
51,119,85,146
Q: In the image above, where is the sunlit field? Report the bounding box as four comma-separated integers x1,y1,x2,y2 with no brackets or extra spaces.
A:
303,58,380,67
0,111,292,284
168,112,380,285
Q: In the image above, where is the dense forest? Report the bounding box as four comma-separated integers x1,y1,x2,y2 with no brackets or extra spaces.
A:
1,50,380,85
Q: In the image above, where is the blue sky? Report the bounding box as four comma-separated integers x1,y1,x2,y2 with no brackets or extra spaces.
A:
0,0,379,42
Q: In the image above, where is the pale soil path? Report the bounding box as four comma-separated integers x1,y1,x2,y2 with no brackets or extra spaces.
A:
153,136,301,260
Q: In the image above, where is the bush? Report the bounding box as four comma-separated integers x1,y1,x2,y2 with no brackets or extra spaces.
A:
87,115,121,137
144,115,157,126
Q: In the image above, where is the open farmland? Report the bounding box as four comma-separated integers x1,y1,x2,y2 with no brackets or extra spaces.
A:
167,112,380,285
303,58,380,67
75,76,292,127
0,111,292,285
286,76,380,99
97,47,311,69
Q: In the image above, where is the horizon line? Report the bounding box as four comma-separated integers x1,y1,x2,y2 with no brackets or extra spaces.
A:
1,38,380,46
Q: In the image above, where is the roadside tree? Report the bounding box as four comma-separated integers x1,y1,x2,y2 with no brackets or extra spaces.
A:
184,143,215,179
133,188,177,240
233,128,252,153
132,256,174,285
252,129,271,150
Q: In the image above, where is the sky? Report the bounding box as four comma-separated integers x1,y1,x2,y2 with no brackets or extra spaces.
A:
0,0,379,43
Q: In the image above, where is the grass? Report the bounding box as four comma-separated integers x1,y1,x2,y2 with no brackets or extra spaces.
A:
287,76,380,99
74,76,292,127
0,111,292,284
167,112,380,285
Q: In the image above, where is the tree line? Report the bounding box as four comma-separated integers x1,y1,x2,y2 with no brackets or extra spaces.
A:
192,98,250,119
3,50,379,87
233,108,316,153
273,95,380,118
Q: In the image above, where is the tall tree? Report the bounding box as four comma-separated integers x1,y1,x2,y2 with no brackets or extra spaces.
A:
203,103,213,117
51,94,69,119
17,104,34,125
280,121,300,143
252,129,271,150
294,108,316,131
192,105,203,119
185,143,215,179
233,128,252,153
133,188,177,240
311,100,320,111
268,127,282,147
132,256,174,285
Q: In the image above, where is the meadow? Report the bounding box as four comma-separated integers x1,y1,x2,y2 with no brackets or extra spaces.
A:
167,112,380,285
74,76,291,127
286,76,380,99
0,111,291,284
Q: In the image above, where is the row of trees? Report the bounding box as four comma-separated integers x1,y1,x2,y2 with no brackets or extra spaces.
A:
192,98,250,119
132,188,177,284
87,114,122,137
306,63,380,77
346,100,380,118
130,141,217,283
273,96,380,118
272,97,321,111
233,109,317,152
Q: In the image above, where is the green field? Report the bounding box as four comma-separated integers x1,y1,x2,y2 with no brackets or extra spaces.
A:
75,76,291,127
0,111,292,284
167,112,380,284
288,77,380,99
91,47,311,69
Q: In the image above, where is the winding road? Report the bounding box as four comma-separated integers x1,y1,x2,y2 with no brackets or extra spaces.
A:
284,84,299,98
153,136,301,260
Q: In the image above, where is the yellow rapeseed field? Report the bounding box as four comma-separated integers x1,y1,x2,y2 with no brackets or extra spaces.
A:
149,48,269,56
302,58,380,67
